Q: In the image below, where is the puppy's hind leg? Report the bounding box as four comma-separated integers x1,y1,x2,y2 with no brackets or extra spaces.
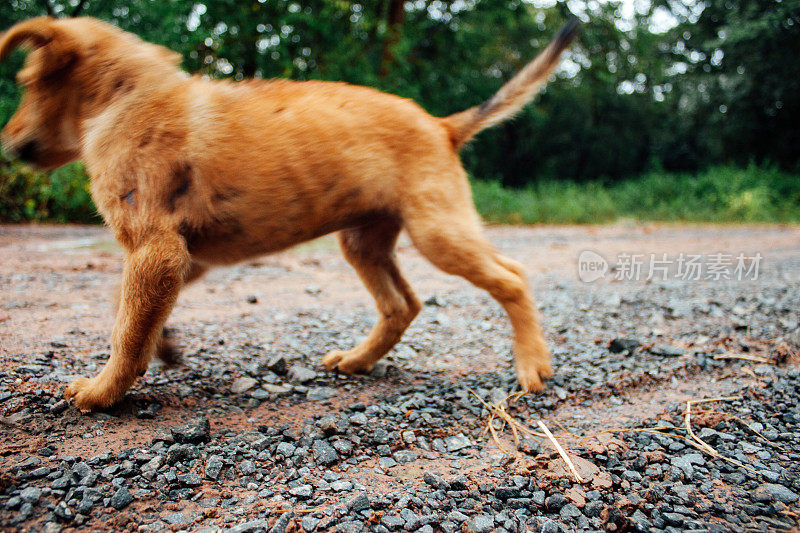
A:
322,217,422,374
403,179,551,392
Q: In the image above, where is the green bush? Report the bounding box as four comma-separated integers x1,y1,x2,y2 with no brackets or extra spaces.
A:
471,165,800,225
1,158,797,225
0,153,99,223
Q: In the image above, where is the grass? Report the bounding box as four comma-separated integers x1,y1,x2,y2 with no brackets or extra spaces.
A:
471,165,800,225
1,159,798,224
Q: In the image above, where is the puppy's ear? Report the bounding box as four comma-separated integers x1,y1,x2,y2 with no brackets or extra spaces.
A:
0,17,78,75
0,17,57,60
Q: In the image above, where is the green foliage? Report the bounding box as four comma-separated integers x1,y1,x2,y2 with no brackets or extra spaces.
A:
472,165,800,225
0,153,97,222
0,0,798,223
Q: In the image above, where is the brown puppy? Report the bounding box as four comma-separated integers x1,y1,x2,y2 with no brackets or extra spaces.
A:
0,17,579,412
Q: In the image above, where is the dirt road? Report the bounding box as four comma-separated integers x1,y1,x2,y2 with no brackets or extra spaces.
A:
1,223,799,532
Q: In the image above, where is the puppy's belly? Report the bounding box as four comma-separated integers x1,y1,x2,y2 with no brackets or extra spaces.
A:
182,209,385,265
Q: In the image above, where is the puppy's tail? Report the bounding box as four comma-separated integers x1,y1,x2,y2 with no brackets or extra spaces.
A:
442,18,580,150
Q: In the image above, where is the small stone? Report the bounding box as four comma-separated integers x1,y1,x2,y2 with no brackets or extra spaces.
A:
317,415,340,435
306,387,336,401
448,474,468,490
205,455,223,480
332,440,353,456
622,470,642,482
289,485,312,498
444,434,471,452
330,480,353,491
545,493,567,512
467,515,494,533
373,428,390,444
166,443,199,464
276,442,296,457
347,493,370,512
381,515,405,530
171,417,210,443
755,484,799,504
20,487,41,504
312,440,339,465
400,508,420,530
379,457,397,468
423,471,447,490
560,503,582,519
246,295,258,304
301,515,319,532
110,487,133,510
609,337,641,353
229,519,269,533
136,403,161,419
305,285,321,295
231,377,258,394
541,519,560,533
495,487,520,500
266,355,288,375
393,450,417,463
50,399,69,415
650,343,685,357
370,361,389,378
349,412,368,425
239,460,256,476
289,366,317,383
163,512,190,525
269,511,294,533
177,474,202,486
662,512,684,527
584,500,603,517
446,510,468,523
250,389,269,400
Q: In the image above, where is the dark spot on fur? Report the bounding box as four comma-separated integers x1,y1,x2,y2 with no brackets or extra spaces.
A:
113,77,134,94
121,188,136,206
331,187,362,211
179,217,243,255
213,186,241,203
139,128,153,148
167,163,192,212
160,130,186,148
274,107,285,114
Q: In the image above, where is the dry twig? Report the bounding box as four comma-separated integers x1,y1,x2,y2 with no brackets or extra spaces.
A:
537,420,585,483
684,397,758,474
266,505,326,514
713,353,771,364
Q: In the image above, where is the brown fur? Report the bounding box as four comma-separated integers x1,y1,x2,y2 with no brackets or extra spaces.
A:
0,17,578,412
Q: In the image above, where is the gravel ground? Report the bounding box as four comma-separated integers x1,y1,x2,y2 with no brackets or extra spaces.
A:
1,223,799,532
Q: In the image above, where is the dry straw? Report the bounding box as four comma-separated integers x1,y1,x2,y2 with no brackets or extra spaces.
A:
473,390,766,481
713,353,772,364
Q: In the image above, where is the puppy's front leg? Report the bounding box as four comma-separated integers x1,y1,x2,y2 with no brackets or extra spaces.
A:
65,232,190,412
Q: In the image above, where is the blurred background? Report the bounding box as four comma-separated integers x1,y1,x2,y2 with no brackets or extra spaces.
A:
0,0,798,224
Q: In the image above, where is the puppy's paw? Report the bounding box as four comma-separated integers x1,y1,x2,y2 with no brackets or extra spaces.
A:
322,349,375,374
515,358,553,393
64,376,118,413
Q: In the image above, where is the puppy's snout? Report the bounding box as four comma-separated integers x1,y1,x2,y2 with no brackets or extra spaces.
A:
16,139,40,162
